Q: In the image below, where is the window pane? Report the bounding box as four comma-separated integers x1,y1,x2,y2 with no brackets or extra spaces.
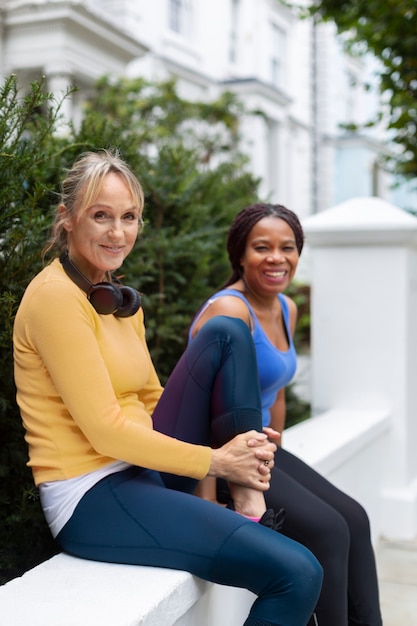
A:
229,0,241,63
169,0,182,33
169,0,191,36
270,23,285,87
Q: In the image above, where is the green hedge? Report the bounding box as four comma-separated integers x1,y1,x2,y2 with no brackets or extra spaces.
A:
0,74,310,583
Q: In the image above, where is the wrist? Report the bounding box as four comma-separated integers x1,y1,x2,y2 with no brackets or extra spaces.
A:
207,448,223,479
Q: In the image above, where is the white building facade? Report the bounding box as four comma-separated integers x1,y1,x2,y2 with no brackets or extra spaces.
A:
1,0,416,218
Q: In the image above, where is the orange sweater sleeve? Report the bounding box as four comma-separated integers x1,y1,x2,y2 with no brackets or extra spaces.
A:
13,260,212,485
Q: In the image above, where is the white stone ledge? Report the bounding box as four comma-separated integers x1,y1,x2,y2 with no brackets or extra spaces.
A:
0,409,390,625
0,554,210,626
284,408,390,475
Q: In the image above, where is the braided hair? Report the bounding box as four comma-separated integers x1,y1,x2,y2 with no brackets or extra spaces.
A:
221,203,304,288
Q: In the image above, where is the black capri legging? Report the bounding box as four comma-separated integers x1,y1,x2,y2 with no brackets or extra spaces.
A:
265,449,382,626
218,443,382,625
56,317,323,626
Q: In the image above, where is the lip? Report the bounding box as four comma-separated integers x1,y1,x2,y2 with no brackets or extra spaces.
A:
264,269,287,278
100,245,125,254
262,269,289,286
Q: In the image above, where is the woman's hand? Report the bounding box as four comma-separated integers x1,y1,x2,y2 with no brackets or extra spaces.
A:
208,430,277,490
262,426,281,442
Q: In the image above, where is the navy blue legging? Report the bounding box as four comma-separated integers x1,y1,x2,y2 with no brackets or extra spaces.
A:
57,317,323,626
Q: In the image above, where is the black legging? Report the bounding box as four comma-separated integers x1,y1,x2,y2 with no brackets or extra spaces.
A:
56,317,323,626
219,445,382,626
268,449,382,626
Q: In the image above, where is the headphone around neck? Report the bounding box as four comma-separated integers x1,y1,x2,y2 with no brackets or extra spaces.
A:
60,251,141,317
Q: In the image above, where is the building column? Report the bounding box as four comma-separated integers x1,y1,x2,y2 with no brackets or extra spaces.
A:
45,68,74,133
303,197,417,539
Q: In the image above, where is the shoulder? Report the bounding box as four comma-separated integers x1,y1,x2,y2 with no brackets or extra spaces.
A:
21,260,82,305
209,293,251,318
191,291,251,337
15,259,94,332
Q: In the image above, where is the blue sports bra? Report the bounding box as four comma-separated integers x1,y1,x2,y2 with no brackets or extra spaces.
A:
189,289,297,427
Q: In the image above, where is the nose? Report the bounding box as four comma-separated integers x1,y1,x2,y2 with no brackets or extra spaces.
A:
267,249,286,263
109,220,124,237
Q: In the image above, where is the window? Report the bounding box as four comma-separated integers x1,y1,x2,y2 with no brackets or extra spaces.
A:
372,159,381,196
169,0,191,36
270,23,285,88
345,71,358,123
229,0,241,63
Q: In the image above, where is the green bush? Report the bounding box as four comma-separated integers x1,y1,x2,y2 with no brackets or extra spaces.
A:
0,74,311,583
0,76,67,583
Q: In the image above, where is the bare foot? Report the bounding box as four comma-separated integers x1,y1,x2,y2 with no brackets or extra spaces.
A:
228,483,266,518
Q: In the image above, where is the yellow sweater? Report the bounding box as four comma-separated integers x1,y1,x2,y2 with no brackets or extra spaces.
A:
13,259,212,486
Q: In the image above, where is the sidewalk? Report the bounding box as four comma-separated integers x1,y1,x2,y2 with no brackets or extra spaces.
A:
377,537,417,625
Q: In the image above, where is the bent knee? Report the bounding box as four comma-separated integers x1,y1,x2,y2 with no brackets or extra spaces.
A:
201,315,250,341
291,512,350,550
347,500,372,536
292,543,323,598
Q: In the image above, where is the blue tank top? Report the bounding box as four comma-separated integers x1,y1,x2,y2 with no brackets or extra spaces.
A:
189,289,298,427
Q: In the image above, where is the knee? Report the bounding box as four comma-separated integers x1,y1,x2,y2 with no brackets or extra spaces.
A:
196,316,256,367
200,315,251,343
345,498,372,539
265,543,323,621
186,315,253,377
327,510,351,544
306,510,351,562
292,544,324,600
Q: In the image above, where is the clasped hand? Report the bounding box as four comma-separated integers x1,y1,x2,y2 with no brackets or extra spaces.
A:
208,427,280,490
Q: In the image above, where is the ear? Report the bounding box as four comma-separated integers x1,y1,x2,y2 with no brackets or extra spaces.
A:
59,204,73,232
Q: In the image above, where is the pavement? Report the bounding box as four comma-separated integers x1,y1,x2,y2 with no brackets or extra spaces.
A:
376,537,417,625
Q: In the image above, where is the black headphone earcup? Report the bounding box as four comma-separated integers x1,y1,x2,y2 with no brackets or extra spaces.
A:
60,252,141,317
89,283,124,315
115,286,142,318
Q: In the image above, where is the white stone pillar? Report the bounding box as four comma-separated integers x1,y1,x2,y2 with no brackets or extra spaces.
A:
45,68,73,134
303,197,417,539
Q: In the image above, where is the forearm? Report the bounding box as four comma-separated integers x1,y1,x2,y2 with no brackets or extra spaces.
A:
269,389,286,446
194,476,218,502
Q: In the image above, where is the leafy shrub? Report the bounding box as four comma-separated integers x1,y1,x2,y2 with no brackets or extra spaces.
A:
0,76,66,583
0,74,311,583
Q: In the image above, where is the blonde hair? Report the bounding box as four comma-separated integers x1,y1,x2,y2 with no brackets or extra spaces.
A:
43,149,144,259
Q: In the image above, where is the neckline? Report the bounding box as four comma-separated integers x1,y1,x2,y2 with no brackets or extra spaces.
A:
219,289,292,354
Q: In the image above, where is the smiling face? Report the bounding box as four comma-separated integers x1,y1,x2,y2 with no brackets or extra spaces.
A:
240,216,299,296
63,172,140,284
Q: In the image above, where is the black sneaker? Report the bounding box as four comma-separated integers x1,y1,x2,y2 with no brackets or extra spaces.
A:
259,507,286,532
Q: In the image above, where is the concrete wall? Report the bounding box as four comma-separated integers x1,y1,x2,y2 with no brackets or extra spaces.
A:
303,196,417,540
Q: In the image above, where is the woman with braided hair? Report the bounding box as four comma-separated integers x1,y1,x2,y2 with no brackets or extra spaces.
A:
189,202,382,626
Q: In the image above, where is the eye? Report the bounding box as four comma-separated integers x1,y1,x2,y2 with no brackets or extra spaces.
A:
93,210,110,221
123,212,139,222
